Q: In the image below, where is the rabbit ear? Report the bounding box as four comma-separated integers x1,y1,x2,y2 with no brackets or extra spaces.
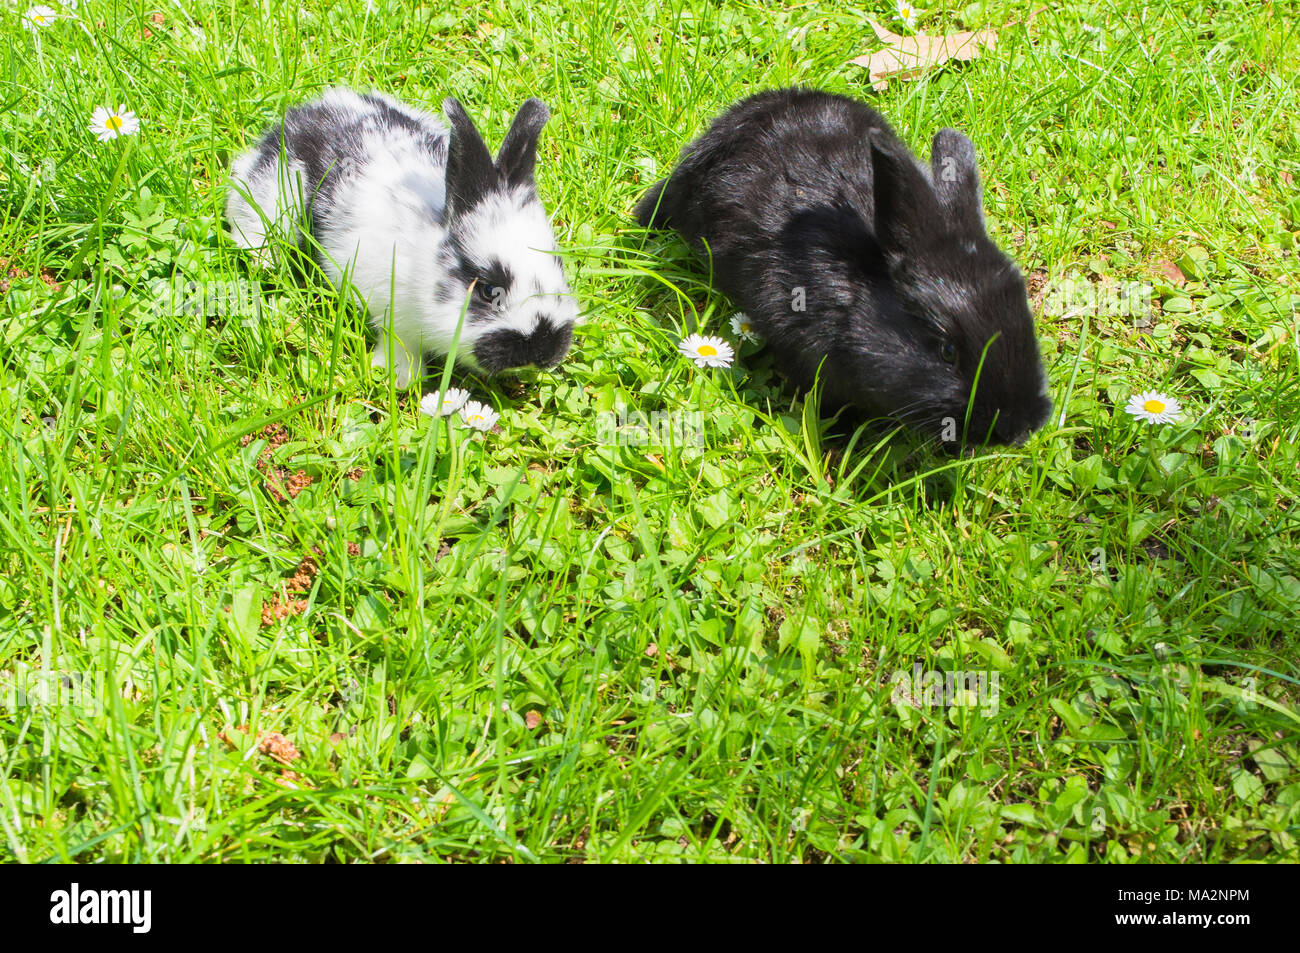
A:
443,98,499,214
929,128,984,235
496,99,550,188
869,129,942,253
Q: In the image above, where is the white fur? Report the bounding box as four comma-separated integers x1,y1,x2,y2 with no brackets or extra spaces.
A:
453,187,578,336
226,154,308,267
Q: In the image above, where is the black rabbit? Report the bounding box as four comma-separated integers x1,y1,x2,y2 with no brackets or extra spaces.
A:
636,88,1051,446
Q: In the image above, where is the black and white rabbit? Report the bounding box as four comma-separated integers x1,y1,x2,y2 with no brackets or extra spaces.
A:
227,88,576,387
635,88,1051,446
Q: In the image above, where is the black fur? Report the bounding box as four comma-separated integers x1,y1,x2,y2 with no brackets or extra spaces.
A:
636,88,1051,446
443,97,500,215
496,99,551,188
242,92,448,254
472,315,573,373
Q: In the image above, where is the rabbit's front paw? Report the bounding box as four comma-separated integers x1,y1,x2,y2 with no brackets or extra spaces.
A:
371,339,422,389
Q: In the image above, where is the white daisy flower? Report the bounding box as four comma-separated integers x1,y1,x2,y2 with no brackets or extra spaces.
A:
24,5,58,28
678,333,734,369
458,400,500,432
1124,391,1182,425
419,387,469,417
89,104,140,142
729,312,760,343
896,0,918,29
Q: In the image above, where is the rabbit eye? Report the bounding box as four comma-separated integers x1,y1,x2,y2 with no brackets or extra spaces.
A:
940,341,958,365
476,281,501,306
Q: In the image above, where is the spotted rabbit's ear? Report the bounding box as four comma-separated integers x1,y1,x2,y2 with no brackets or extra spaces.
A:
495,99,550,189
929,128,985,236
443,98,498,216
868,128,943,254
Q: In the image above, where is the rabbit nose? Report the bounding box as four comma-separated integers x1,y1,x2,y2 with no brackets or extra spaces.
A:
471,317,573,374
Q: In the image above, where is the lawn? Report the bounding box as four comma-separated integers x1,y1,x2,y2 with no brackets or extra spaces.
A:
1,0,1297,862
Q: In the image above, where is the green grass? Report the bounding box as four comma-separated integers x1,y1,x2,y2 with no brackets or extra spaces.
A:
1,0,1297,862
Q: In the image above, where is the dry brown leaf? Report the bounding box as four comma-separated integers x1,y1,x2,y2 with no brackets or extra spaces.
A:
257,730,301,764
285,553,320,592
850,20,998,91
240,422,291,449
525,711,543,730
274,769,310,788
261,595,308,626
1155,260,1186,287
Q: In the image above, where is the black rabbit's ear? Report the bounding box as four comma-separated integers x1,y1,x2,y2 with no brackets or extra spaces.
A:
929,128,985,235
496,99,550,188
869,129,942,253
444,98,499,214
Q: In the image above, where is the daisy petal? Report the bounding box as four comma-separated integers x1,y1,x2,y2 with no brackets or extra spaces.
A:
729,312,760,343
1123,390,1183,425
24,6,58,29
678,333,735,369
458,400,500,432
89,104,140,142
419,387,470,417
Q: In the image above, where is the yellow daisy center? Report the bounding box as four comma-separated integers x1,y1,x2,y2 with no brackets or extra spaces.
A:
697,344,717,357
1143,399,1166,414
467,413,483,424
106,115,123,131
